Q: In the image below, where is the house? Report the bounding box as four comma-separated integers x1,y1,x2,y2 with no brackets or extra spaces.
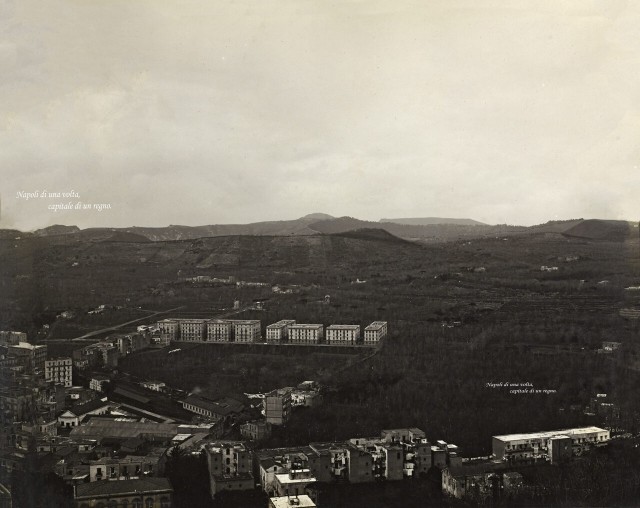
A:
601,341,622,352
240,420,271,441
58,398,111,428
73,477,173,508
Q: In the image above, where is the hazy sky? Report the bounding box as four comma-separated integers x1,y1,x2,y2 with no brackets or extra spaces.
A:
1,0,639,230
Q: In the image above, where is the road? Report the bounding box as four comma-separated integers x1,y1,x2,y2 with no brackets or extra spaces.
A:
67,306,185,341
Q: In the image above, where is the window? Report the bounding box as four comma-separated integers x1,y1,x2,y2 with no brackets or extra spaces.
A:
145,499,154,508
132,499,142,508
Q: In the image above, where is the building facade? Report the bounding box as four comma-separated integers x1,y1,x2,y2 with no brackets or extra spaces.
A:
288,325,323,344
45,358,73,387
364,321,388,345
179,320,206,342
231,320,261,343
264,389,292,425
205,442,254,497
492,426,610,463
266,320,296,342
207,320,232,342
325,325,361,345
158,319,180,345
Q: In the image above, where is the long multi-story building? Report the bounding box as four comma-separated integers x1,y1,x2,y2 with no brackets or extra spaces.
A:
207,320,232,342
266,320,296,342
492,426,610,463
44,358,73,387
325,325,361,345
364,321,388,345
179,319,206,342
232,320,261,343
288,324,323,344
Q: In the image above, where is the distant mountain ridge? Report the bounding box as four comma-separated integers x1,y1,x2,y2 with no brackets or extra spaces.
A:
380,217,487,226
1,215,633,244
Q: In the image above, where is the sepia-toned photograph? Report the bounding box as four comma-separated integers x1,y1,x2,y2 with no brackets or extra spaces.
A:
1,1,639,507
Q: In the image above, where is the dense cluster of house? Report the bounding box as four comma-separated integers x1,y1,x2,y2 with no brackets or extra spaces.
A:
157,318,388,346
0,327,614,506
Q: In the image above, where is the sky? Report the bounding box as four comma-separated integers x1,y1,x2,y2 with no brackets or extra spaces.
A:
1,0,639,230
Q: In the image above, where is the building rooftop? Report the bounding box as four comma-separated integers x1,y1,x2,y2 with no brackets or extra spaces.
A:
270,495,316,508
275,473,317,485
267,320,297,329
69,420,180,440
182,395,244,416
229,319,261,325
493,426,608,442
290,324,323,329
10,342,46,350
75,477,173,499
326,324,360,330
69,398,110,416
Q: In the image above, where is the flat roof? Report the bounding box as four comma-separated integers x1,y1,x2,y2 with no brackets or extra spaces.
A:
230,320,261,325
267,320,297,328
290,324,323,329
270,495,316,508
326,325,360,330
275,474,317,484
494,426,608,442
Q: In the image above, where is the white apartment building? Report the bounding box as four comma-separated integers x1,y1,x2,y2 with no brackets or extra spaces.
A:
288,324,323,344
364,321,388,345
207,319,232,342
232,320,261,343
326,325,361,345
179,319,206,342
45,358,73,387
492,426,610,463
266,320,296,342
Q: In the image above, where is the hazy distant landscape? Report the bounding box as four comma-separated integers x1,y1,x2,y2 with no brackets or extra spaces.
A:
2,215,639,460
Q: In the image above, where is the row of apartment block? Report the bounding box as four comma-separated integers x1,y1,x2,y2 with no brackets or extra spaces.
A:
158,319,262,344
204,428,459,500
158,318,388,345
